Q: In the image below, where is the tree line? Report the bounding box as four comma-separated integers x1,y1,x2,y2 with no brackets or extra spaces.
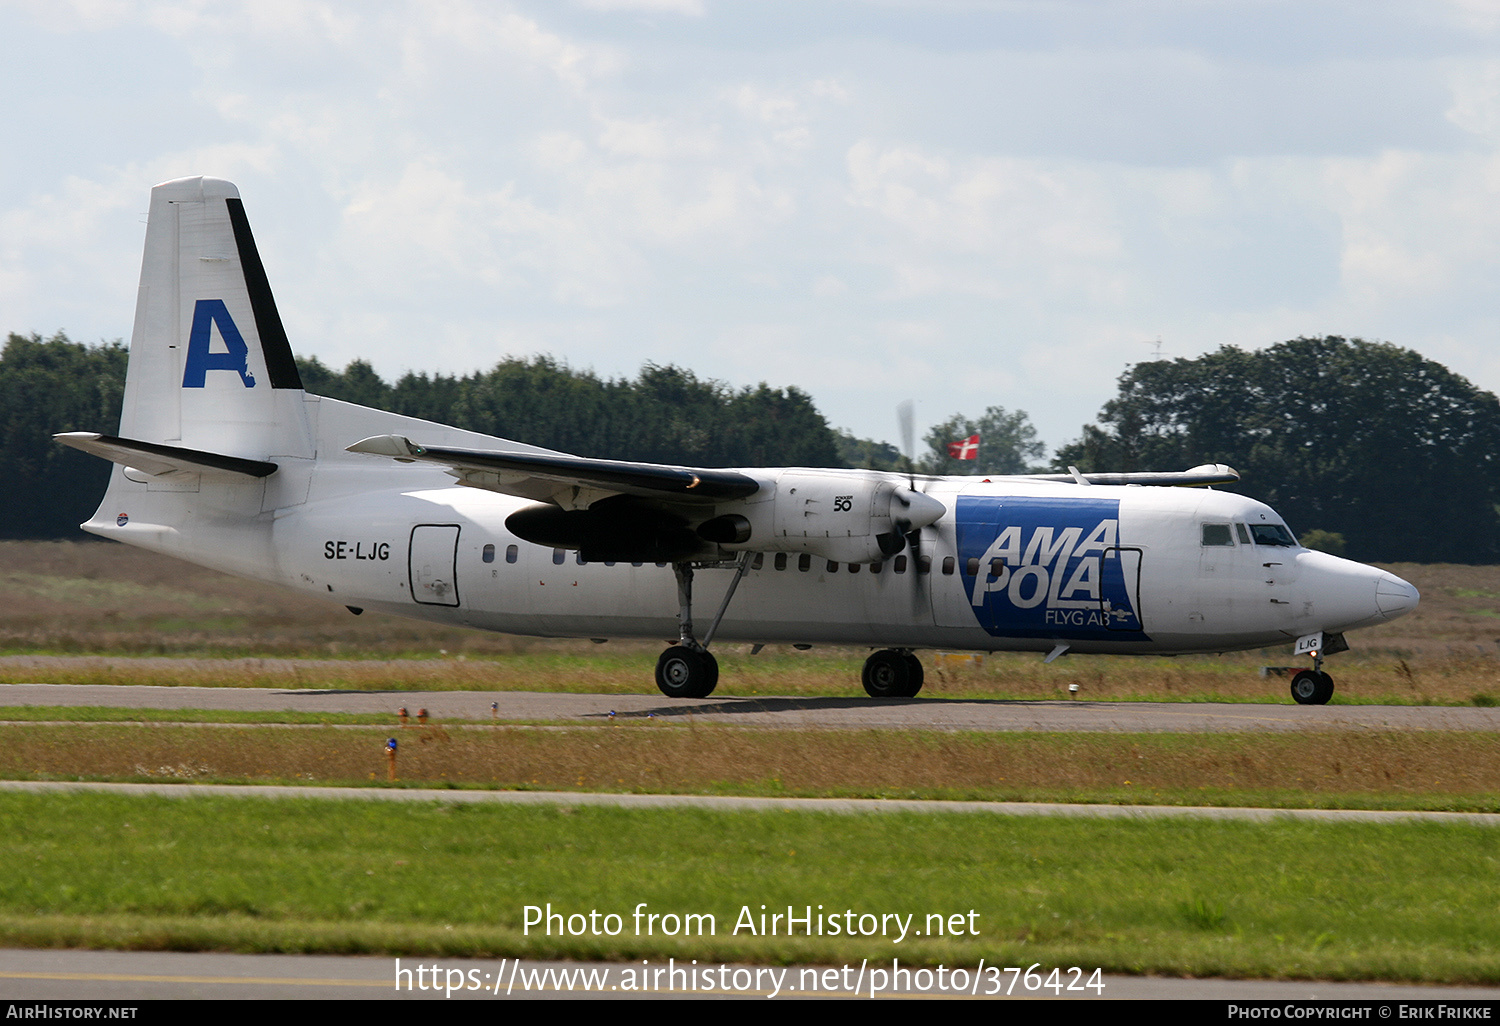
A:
298,354,841,469
4,331,1497,563
0,333,845,539
1053,337,1500,564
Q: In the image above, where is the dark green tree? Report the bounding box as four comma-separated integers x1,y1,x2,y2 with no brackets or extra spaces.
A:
10,337,866,539
1054,337,1500,563
294,356,394,410
0,332,127,537
835,430,904,471
920,405,1047,475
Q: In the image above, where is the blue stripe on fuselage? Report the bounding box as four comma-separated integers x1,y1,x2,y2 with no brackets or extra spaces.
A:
956,495,1149,641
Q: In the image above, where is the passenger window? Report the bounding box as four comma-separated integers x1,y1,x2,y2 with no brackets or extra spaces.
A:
827,560,839,573
482,544,495,563
774,553,787,571
798,554,811,572
1235,523,1251,545
631,561,643,567
894,555,907,574
752,553,764,570
870,561,882,574
990,558,1006,576
941,556,955,575
1201,524,1234,546
966,557,979,576
552,548,565,565
506,544,518,564
848,562,859,573
918,555,932,575
576,552,586,565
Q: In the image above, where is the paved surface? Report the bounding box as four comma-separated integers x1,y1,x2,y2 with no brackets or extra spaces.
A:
4,683,1499,732
2,948,1497,1000
5,779,1500,826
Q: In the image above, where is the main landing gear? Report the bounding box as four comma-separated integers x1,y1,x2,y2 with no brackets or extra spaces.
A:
861,648,924,698
653,555,752,699
655,645,719,699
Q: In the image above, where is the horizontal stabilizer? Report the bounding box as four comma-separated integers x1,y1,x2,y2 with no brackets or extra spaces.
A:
55,432,278,478
347,434,761,504
1018,463,1240,488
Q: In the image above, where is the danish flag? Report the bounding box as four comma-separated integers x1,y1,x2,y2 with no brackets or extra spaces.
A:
947,434,980,460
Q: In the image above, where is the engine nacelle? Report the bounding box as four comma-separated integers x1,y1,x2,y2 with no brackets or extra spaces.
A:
711,469,944,564
509,468,946,566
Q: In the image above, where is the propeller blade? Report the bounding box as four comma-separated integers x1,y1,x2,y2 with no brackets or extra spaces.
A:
897,400,916,489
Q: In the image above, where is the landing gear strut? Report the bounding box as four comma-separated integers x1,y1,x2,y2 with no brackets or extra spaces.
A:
653,554,752,699
862,649,924,698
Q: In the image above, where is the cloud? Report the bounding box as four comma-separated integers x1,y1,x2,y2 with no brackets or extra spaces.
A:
575,0,704,14
4,0,1500,449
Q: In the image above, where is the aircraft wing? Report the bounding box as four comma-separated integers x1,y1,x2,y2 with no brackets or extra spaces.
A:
346,433,761,508
1012,463,1240,487
55,432,278,478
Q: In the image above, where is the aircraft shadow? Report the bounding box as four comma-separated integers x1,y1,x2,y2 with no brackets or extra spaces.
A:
586,694,1071,720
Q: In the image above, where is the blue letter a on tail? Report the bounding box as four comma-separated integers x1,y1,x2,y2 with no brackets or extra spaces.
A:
182,299,256,388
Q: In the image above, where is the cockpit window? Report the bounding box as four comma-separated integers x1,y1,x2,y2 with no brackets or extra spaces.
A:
1250,523,1297,547
1201,523,1234,546
1235,523,1252,545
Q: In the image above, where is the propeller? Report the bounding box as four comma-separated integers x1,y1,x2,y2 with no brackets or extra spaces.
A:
897,400,916,492
887,401,943,605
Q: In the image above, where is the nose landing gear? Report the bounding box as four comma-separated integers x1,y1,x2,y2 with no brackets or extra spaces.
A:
1287,631,1349,704
1289,668,1334,705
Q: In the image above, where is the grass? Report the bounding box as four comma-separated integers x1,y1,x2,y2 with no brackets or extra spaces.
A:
3,723,1499,812
2,791,1498,982
2,542,1498,979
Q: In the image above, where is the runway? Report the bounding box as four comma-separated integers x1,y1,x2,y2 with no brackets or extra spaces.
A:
3,682,1499,732
4,947,1498,1000
5,779,1500,826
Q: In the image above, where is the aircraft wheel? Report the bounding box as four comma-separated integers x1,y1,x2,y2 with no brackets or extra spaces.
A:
655,646,718,699
902,651,925,698
1289,669,1334,705
862,649,919,699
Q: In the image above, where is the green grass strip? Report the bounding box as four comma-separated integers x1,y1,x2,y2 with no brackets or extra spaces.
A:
1,791,1497,983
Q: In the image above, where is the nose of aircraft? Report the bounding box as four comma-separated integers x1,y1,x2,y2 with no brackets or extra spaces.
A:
1375,572,1420,621
1296,551,1420,632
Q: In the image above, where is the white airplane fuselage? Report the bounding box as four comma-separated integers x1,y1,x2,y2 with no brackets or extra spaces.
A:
63,176,1419,700
81,391,1415,659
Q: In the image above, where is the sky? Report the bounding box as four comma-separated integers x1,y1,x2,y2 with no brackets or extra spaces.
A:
3,0,1499,458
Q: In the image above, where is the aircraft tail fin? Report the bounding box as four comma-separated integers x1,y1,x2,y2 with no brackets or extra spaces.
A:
118,176,312,459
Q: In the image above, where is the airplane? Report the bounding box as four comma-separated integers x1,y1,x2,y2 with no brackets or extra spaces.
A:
56,177,1419,706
